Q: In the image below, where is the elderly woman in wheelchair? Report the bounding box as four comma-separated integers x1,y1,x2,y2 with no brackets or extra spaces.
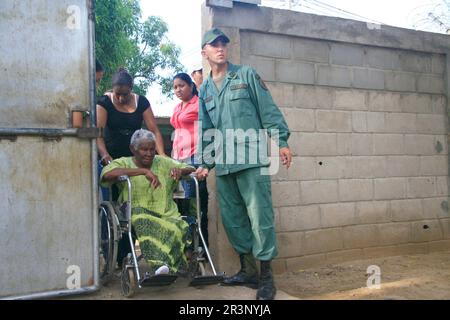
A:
100,129,195,279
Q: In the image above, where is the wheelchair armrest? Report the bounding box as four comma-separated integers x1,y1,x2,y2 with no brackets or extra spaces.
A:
118,175,129,182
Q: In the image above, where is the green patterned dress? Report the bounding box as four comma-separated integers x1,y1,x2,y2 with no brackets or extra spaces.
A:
101,155,192,273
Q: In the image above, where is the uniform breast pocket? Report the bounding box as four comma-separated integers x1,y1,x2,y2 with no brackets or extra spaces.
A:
205,101,217,126
229,89,253,117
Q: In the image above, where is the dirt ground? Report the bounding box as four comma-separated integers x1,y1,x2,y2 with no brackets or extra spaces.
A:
68,250,450,300
276,250,450,300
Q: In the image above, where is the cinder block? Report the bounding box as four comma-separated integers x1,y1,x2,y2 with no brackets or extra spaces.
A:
411,220,444,242
420,156,448,176
367,112,386,132
271,181,301,207
377,222,411,245
384,113,417,133
291,157,316,181
407,177,436,198
399,51,432,73
363,245,408,259
316,156,353,179
286,254,327,271
386,156,420,177
390,199,424,222
300,180,338,205
303,228,344,255
434,135,448,154
417,74,445,94
399,93,433,114
440,218,450,239
352,112,368,132
279,205,321,232
334,90,367,111
277,231,304,258
366,48,400,70
326,249,364,264
342,224,380,249
352,156,386,178
353,68,385,90
276,60,315,85
374,178,406,200
431,95,446,114
293,132,337,156
248,33,292,58
364,243,429,258
356,201,391,224
404,243,430,254
404,134,437,155
241,55,276,81
436,176,449,196
368,92,402,112
416,114,448,134
385,71,416,92
373,134,404,155
330,43,364,66
293,38,329,63
320,202,356,228
428,239,450,252
317,65,352,88
294,85,334,109
431,54,446,75
338,179,373,202
272,258,287,275
316,110,352,133
351,133,373,155
280,108,315,132
422,197,449,219
265,83,294,108
337,133,351,155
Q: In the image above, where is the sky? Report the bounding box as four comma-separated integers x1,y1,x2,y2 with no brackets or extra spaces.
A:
139,0,445,117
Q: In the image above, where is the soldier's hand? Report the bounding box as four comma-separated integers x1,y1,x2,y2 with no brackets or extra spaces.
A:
279,147,292,169
195,167,209,180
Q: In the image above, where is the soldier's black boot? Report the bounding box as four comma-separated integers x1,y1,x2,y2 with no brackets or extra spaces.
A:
256,260,276,300
222,253,259,289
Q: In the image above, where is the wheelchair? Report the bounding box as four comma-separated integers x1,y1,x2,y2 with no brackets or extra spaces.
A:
98,173,224,297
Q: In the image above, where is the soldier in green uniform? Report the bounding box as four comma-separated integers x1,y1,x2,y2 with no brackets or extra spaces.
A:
195,28,292,300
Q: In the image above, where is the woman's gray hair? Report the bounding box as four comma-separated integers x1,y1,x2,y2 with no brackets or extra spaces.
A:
130,129,156,150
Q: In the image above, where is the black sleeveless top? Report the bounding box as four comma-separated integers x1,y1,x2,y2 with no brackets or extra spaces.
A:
97,94,150,159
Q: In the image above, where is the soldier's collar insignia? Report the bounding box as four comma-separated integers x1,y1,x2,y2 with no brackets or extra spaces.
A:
228,71,237,79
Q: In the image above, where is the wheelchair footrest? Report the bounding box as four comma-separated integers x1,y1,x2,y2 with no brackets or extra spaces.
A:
189,274,224,287
140,274,178,287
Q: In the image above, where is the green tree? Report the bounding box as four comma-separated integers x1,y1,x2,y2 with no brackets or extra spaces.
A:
94,0,183,96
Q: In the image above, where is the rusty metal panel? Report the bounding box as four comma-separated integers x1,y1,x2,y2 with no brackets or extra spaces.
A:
0,0,91,128
0,0,97,298
0,138,95,297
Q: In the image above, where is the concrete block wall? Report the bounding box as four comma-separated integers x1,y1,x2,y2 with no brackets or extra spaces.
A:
203,2,450,275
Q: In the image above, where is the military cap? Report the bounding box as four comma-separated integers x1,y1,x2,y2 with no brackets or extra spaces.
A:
201,28,230,48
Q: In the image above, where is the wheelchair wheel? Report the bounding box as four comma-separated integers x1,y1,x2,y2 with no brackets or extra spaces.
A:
121,257,137,297
99,202,119,285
